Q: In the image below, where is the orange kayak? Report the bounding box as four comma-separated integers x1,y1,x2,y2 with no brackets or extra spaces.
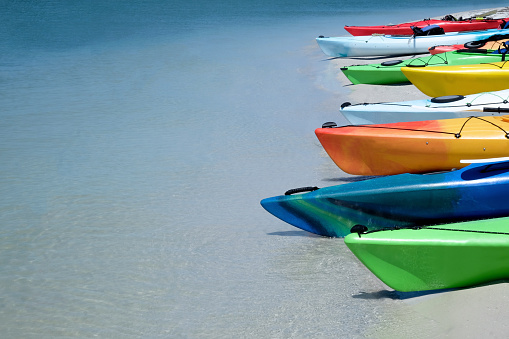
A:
429,37,509,54
429,34,509,54
315,116,509,176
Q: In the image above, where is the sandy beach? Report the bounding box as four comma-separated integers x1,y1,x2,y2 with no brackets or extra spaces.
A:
331,6,509,338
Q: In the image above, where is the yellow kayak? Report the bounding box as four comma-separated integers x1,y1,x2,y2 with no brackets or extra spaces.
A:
401,61,509,97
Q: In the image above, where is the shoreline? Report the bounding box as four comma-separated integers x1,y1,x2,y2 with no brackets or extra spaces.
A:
329,6,509,107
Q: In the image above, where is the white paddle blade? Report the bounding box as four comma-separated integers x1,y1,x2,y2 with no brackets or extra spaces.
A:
460,157,509,164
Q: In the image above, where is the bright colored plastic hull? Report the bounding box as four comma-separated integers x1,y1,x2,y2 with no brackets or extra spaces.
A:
316,29,505,58
341,50,505,85
315,115,509,176
261,160,509,237
341,89,509,125
402,61,509,97
429,36,509,54
429,43,468,54
345,216,509,292
345,18,507,36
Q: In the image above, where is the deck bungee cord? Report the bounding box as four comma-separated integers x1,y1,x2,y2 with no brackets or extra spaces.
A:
341,91,509,109
350,222,509,237
485,60,509,68
455,116,509,138
327,116,509,139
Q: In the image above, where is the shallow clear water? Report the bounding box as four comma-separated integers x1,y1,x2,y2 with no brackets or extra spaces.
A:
1,1,506,337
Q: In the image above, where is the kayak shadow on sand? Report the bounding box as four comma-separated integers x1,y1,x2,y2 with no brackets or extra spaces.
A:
352,289,454,300
321,175,382,183
266,230,321,237
353,279,509,300
322,54,423,62
343,82,412,87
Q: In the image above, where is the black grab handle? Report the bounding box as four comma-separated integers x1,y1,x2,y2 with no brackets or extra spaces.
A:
284,186,319,195
483,107,509,113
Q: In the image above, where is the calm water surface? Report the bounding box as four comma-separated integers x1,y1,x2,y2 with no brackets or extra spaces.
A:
1,1,506,337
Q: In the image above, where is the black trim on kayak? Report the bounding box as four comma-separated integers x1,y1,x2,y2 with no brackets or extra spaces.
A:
429,227,509,235
484,107,509,113
341,99,509,110
322,121,337,128
456,48,488,53
284,186,319,195
464,40,486,49
456,116,509,139
350,223,509,237
323,116,509,139
485,60,509,69
381,60,403,66
430,95,465,103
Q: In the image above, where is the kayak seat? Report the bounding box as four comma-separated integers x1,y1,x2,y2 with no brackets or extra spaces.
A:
411,25,445,36
464,40,486,49
441,14,457,21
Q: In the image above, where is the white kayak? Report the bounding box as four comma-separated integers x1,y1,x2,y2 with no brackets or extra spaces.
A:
316,29,507,58
340,89,509,125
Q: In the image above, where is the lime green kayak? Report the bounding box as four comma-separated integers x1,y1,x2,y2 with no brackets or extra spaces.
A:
340,49,506,85
344,217,509,292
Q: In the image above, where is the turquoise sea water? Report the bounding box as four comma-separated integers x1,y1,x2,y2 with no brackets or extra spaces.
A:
1,1,506,337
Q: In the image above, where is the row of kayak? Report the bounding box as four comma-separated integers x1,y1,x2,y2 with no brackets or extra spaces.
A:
317,14,509,58
341,40,509,85
317,28,509,58
261,12,509,292
262,161,509,292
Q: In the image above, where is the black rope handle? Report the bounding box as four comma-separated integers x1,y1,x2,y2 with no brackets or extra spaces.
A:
284,186,319,195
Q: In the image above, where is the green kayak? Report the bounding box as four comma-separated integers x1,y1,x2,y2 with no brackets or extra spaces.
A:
340,49,507,85
344,217,509,292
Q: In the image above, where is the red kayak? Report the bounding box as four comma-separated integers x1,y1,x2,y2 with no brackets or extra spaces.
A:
345,16,508,36
429,43,469,54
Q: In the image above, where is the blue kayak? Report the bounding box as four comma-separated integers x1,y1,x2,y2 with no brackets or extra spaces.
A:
261,160,509,237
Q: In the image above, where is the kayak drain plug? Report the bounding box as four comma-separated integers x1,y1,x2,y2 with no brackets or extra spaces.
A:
351,224,368,237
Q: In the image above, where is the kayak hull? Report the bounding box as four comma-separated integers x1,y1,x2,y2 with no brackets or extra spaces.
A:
341,50,505,85
340,89,509,125
402,61,509,97
345,18,507,36
429,37,509,54
261,161,509,237
345,217,509,292
316,29,505,58
315,115,509,176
